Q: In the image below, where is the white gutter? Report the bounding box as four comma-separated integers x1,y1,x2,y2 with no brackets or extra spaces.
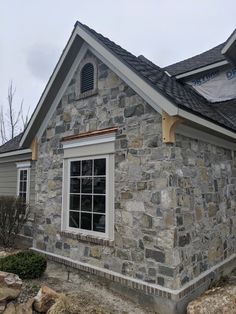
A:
222,30,236,54
175,60,228,79
178,108,236,140
0,148,31,159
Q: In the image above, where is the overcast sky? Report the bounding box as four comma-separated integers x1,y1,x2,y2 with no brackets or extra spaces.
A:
0,0,235,117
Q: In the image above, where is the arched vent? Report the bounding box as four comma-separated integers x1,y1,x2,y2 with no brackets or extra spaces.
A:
80,63,94,93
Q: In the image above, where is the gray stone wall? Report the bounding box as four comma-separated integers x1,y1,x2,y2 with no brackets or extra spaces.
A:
34,51,236,290
173,135,236,287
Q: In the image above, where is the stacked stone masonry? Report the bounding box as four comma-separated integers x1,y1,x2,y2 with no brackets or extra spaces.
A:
34,51,236,290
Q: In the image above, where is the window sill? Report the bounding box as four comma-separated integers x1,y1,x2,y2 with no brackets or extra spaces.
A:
60,230,114,247
77,89,98,100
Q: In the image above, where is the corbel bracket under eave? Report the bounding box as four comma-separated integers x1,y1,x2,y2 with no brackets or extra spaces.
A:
30,138,38,161
162,111,184,143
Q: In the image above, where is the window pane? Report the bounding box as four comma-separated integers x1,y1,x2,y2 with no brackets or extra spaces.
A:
81,195,92,212
94,159,106,175
93,214,105,233
93,195,105,213
70,178,80,193
81,213,92,230
94,177,106,194
81,178,92,193
69,211,80,228
71,161,80,176
22,170,27,181
82,160,92,176
19,192,26,202
70,194,80,211
20,171,24,180
20,181,27,192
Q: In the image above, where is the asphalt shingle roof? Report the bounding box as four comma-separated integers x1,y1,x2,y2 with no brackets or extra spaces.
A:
1,23,235,155
77,22,236,133
164,43,226,76
0,133,22,154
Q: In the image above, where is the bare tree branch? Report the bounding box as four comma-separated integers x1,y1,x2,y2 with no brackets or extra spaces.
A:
0,81,30,144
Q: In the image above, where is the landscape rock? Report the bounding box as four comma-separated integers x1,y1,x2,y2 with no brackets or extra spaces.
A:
33,286,60,313
3,298,33,314
0,272,22,303
2,302,15,314
187,284,236,314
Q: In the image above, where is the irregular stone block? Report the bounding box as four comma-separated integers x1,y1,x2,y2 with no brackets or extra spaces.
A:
145,249,165,263
34,286,60,313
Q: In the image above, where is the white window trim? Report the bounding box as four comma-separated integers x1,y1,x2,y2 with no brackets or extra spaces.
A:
62,133,116,150
16,162,31,203
62,136,115,240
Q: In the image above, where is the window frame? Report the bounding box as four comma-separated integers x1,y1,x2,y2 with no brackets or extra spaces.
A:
16,162,31,204
67,155,110,237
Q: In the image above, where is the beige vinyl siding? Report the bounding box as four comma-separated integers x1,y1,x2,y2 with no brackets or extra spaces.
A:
0,162,17,196
0,156,35,206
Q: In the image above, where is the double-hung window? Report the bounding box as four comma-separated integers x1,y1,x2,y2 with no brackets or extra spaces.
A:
62,128,116,240
16,162,31,203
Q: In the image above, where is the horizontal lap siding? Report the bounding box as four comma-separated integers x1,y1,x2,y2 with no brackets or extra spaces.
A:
0,160,36,206
0,162,17,196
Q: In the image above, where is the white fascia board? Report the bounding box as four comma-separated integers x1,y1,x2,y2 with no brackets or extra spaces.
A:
36,43,88,140
175,60,228,80
75,26,178,116
176,124,236,150
178,108,236,140
222,30,236,54
0,148,31,159
20,31,79,147
63,133,116,150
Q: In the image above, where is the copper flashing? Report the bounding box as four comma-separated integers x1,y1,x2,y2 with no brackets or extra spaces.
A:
62,127,118,142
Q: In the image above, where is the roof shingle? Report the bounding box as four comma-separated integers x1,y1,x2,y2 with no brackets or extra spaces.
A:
0,133,22,154
77,22,236,133
164,43,226,76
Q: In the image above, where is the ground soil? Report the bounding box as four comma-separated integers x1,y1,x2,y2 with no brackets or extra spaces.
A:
17,261,156,314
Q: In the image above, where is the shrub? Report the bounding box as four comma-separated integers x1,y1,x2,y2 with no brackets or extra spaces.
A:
0,196,30,247
0,251,47,279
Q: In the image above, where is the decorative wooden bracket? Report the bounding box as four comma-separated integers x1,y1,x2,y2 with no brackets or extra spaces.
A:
30,138,38,161
162,111,183,143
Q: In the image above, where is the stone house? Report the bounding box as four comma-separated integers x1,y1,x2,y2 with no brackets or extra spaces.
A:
0,22,235,313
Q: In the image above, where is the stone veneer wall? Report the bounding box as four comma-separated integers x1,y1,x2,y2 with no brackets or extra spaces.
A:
169,134,236,288
34,51,236,290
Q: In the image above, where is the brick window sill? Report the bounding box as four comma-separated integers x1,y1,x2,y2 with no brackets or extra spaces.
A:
60,230,114,247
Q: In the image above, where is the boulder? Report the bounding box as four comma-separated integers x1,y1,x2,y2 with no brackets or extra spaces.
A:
33,286,60,313
2,303,15,314
0,272,22,303
187,285,236,314
2,298,34,314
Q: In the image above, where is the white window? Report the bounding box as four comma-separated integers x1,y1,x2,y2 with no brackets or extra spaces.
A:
62,129,115,239
16,162,31,203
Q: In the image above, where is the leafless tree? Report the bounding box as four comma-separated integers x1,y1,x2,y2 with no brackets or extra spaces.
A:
0,81,30,145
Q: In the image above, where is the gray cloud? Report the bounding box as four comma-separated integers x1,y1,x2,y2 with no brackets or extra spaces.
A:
26,44,60,81
1,0,236,114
